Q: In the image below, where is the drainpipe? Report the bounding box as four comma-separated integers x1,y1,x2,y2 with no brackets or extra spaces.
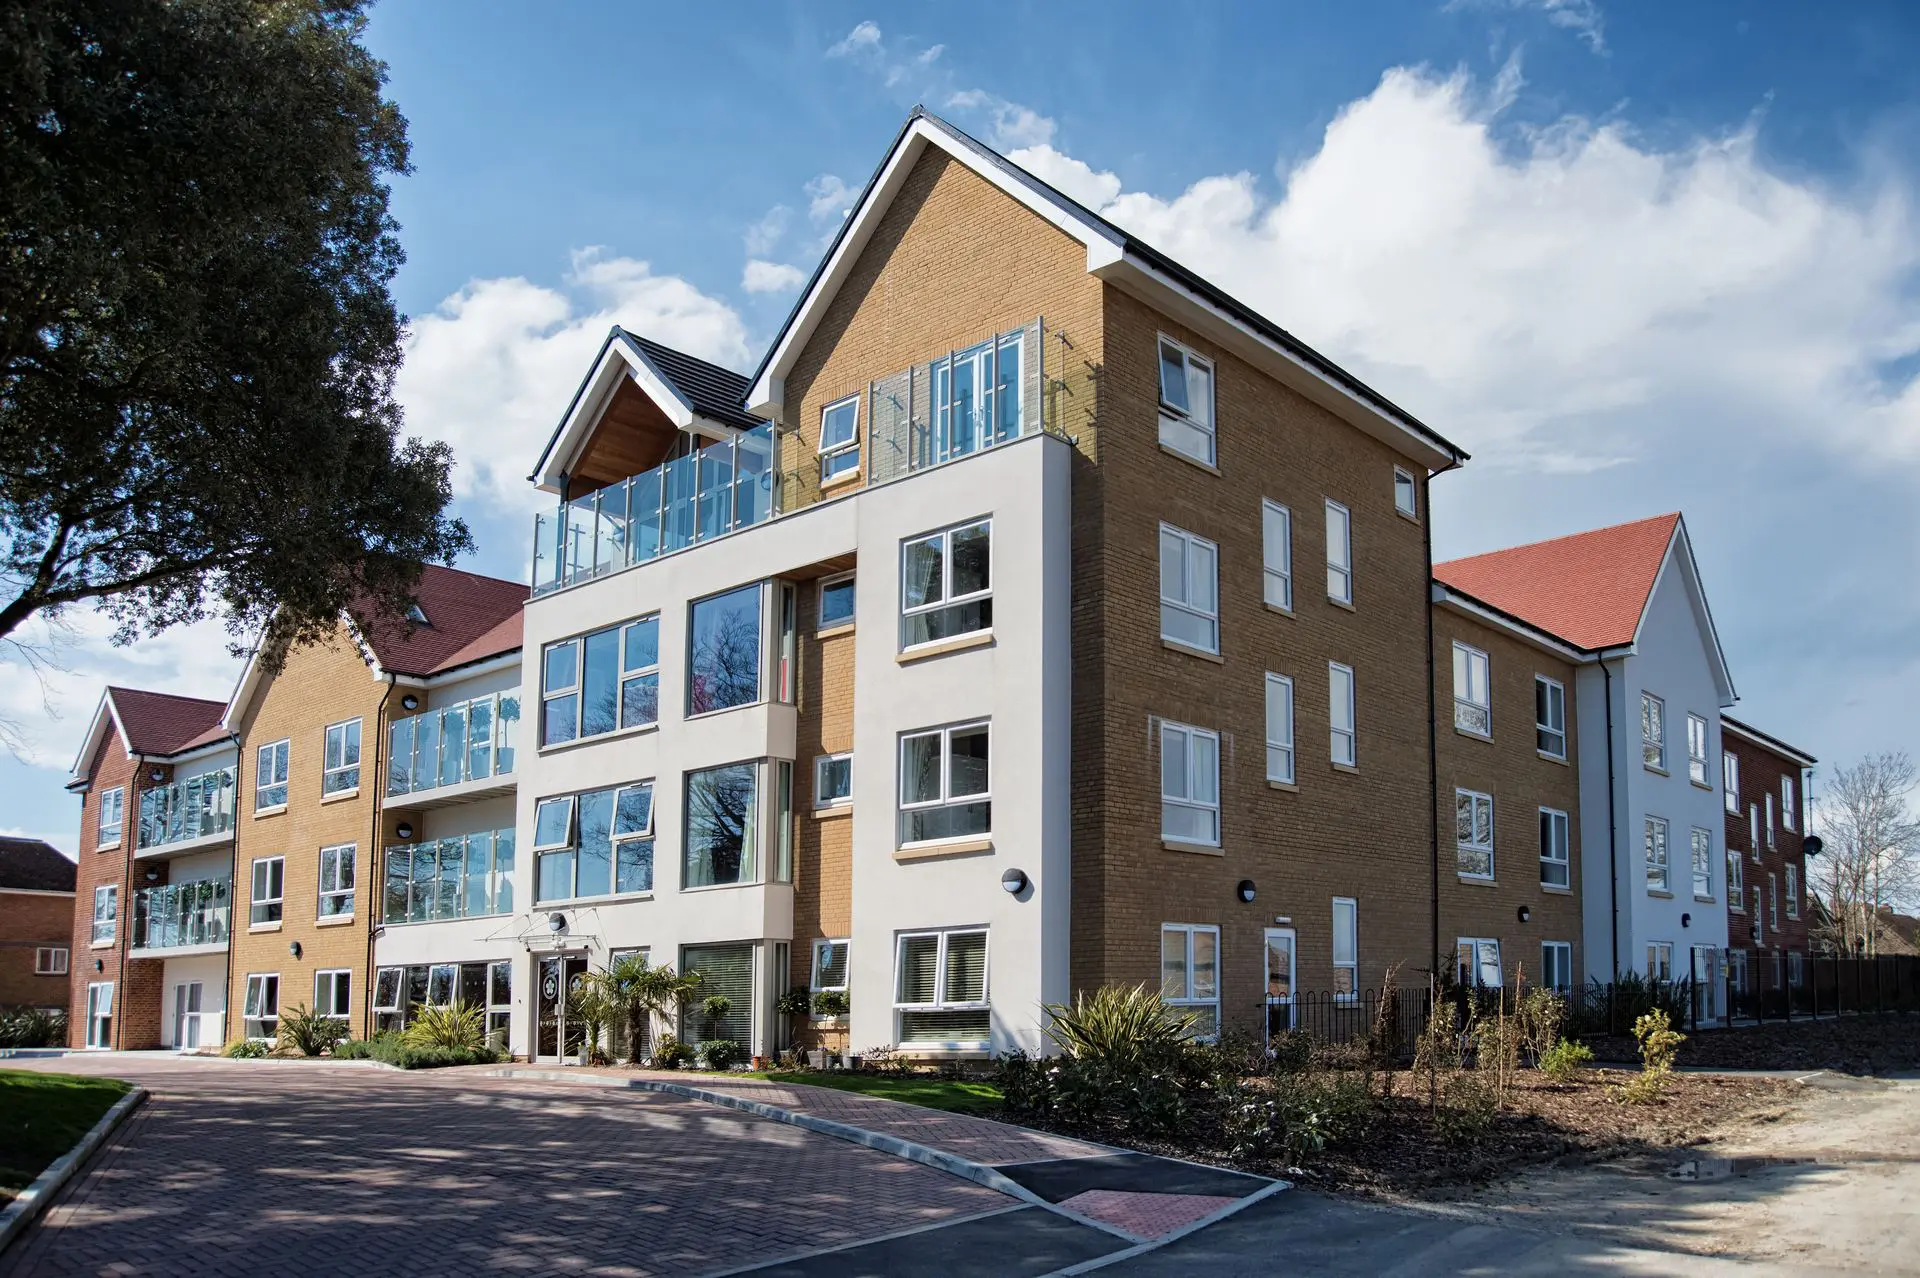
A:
223,737,243,1049
1602,659,1621,980
364,675,395,1042
115,762,139,1049
1422,500,1441,989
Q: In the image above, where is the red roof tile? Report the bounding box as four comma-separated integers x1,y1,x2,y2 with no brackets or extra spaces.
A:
1434,514,1680,651
356,564,526,678
106,686,229,757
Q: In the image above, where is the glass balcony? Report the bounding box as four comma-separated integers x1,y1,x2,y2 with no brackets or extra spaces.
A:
383,829,515,924
386,691,520,799
130,878,231,952
136,767,237,851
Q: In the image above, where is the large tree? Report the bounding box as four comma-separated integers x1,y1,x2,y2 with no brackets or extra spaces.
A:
1811,752,1920,956
0,0,469,664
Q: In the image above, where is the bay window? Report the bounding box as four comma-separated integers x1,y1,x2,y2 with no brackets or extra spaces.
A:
684,763,759,887
689,585,764,714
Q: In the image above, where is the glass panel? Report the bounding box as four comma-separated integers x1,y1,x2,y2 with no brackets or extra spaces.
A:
820,577,855,628
581,627,620,737
628,467,662,563
384,846,410,923
492,830,514,914
681,943,754,1045
439,706,467,787
615,836,653,894
1161,929,1187,998
537,850,574,903
695,435,734,541
496,694,519,774
1191,929,1217,998
620,673,659,729
464,832,493,917
903,536,944,609
415,712,441,790
576,787,614,898
435,838,463,919
388,717,414,796
945,932,987,1002
950,523,990,597
468,698,493,780
688,584,762,714
734,423,776,528
901,733,942,806
684,763,758,887
1158,342,1189,413
408,845,433,922
661,449,697,552
898,936,939,1004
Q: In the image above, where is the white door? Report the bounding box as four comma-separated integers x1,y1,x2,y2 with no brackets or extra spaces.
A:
173,981,203,1049
85,981,114,1049
1690,946,1718,1024
1264,928,1297,1038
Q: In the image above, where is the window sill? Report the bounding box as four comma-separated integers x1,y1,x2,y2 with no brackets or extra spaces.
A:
248,921,283,934
1537,750,1569,767
1541,884,1574,895
1395,506,1421,525
1162,838,1223,857
1646,888,1675,899
320,788,360,806
97,842,121,854
1263,601,1294,619
1644,762,1670,777
1158,441,1220,475
1690,778,1714,791
820,468,862,494
537,720,660,757
1327,595,1356,613
1161,637,1224,664
1457,875,1498,889
1694,895,1717,905
679,881,760,896
315,915,356,928
1330,761,1360,775
90,939,116,951
254,806,287,820
815,621,855,641
810,804,852,821
897,630,994,664
541,889,657,906
893,838,993,862
1454,726,1493,744
1266,779,1298,793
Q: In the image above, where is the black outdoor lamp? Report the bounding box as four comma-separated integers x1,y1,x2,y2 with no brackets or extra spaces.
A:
1517,905,1531,924
1236,880,1257,904
1000,868,1029,895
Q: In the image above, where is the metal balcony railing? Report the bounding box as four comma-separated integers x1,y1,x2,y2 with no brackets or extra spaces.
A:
131,878,231,951
136,767,237,850
387,692,520,798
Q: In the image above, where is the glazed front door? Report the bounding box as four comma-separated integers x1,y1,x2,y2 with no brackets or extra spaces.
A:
1264,928,1297,1039
535,956,589,1062
172,981,203,1049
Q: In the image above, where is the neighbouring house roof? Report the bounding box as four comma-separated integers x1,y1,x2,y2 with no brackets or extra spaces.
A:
1722,715,1818,768
744,108,1468,473
1876,909,1920,956
1434,514,1680,651
69,685,233,787
0,836,77,893
354,564,527,678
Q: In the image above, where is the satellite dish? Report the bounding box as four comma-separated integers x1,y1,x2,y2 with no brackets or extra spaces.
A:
546,912,568,934
1802,835,1824,858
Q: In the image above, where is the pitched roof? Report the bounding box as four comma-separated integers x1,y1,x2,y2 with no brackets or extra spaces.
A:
355,563,526,678
623,333,760,431
107,686,229,756
0,837,77,892
1433,514,1681,651
1722,715,1818,768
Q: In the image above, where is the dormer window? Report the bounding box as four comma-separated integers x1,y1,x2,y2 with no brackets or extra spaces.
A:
406,604,430,626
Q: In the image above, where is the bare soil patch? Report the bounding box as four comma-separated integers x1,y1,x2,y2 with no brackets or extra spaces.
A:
1586,1012,1920,1074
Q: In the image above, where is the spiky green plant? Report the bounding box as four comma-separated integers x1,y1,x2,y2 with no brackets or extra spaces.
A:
401,1001,486,1052
1042,984,1200,1066
590,955,702,1063
277,1002,349,1057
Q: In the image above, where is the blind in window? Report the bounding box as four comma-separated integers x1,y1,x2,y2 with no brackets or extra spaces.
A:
897,935,939,1004
684,943,753,1044
944,932,987,1003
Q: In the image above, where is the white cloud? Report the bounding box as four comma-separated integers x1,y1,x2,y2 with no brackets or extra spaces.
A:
827,20,881,57
744,204,790,257
946,89,1056,150
1007,144,1123,211
805,174,853,224
1449,0,1608,54
741,259,807,294
395,249,750,514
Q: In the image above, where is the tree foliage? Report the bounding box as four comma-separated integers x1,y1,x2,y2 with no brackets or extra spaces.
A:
0,0,469,659
1812,752,1920,956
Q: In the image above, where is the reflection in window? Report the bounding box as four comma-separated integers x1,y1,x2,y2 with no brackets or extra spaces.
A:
684,762,759,887
901,520,991,648
689,585,763,714
530,784,652,903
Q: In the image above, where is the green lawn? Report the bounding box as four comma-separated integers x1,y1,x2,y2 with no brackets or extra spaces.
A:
0,1070,131,1201
748,1070,1004,1116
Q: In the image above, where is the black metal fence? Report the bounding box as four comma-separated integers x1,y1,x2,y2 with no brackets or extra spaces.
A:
1265,987,1434,1060
1716,952,1920,1027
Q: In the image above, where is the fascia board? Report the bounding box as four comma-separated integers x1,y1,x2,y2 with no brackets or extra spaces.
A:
535,339,697,494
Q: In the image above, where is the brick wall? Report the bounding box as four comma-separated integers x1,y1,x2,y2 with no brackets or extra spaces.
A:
0,891,76,1009
67,732,144,1046
1722,727,1811,973
789,577,855,1046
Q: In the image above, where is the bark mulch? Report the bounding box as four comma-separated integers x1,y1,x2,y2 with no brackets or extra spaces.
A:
1585,1012,1920,1075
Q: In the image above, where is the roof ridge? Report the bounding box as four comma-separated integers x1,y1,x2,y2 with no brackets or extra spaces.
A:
1436,512,1680,568
106,685,227,708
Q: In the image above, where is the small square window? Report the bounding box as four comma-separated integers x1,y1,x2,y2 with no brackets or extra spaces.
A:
818,573,855,630
1156,337,1215,466
814,754,852,808
1393,468,1418,518
819,395,860,482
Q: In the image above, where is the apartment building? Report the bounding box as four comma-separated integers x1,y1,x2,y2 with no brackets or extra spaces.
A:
1720,715,1816,1005
64,687,237,1049
0,837,76,1014
1435,514,1739,1015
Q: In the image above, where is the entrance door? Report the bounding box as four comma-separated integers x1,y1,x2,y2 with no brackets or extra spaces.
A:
1689,946,1717,1025
85,981,114,1049
1264,928,1297,1040
535,955,589,1062
172,981,203,1050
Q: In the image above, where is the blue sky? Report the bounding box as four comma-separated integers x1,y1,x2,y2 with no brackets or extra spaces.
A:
7,0,1920,852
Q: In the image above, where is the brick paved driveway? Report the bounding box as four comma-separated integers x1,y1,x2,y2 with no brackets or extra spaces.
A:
0,1056,1001,1278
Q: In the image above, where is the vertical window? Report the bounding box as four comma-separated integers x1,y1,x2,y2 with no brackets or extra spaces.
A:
1159,923,1220,1038
900,520,992,648
1788,950,1804,987
1644,817,1670,892
1723,750,1740,814
323,719,362,795
1749,804,1761,862
314,970,351,1020
684,762,760,887
895,928,990,1044
1332,898,1358,1002
256,739,290,811
97,787,124,847
1645,942,1673,983
1769,873,1779,930
818,572,856,630
1261,500,1292,610
1686,714,1708,786
811,939,850,992
1452,643,1491,736
1765,794,1775,849
1393,467,1418,518
1535,677,1566,758
776,583,797,704
774,759,794,883
1158,524,1220,653
85,981,114,1048
243,973,280,1040
689,584,764,714
1691,827,1713,899
1456,938,1502,988
318,845,355,918
1324,500,1353,605
251,856,284,924
1329,663,1356,766
1641,694,1665,770
1456,790,1494,880
814,753,853,808
91,884,117,943
620,616,660,730
1541,941,1573,993
899,723,991,844
1782,774,1797,831
35,947,69,976
1786,864,1799,918
1728,844,1745,903
612,783,656,895
819,394,861,482
1753,887,1765,942
541,638,580,746
1539,808,1570,889
1160,721,1220,846
1156,337,1215,466
1264,674,1295,785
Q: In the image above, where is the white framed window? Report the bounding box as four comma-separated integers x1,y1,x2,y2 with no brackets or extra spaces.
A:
1691,827,1713,900
1160,923,1220,1038
1156,336,1215,466
818,571,856,631
1723,750,1740,814
532,781,655,901
1646,942,1674,984
314,969,350,1020
243,973,279,1040
532,794,576,854
819,394,860,482
894,927,989,1045
256,738,290,812
1329,662,1356,766
1782,774,1796,831
1456,937,1501,988
814,753,852,809
1644,816,1670,892
1539,807,1570,889
1261,500,1292,611
1393,467,1418,519
899,722,990,845
1541,941,1573,993
1264,674,1295,785
84,981,114,1048
1456,789,1494,880
1332,898,1358,1002
901,519,992,649
91,884,117,943
1641,693,1665,770
1686,714,1709,786
1749,803,1761,863
1752,886,1765,942
250,856,284,925
1728,948,1748,993
1769,873,1779,930
1728,845,1745,904
323,718,362,796
1765,793,1775,849
1158,524,1219,653
811,939,850,993
543,613,663,746
1786,863,1799,919
97,787,124,848
35,946,68,976
1789,950,1805,987
1160,720,1220,846
1452,643,1490,736
1535,676,1566,758
317,844,355,918
1325,500,1353,605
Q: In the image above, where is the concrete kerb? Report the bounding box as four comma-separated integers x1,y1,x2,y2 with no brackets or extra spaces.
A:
0,1086,146,1256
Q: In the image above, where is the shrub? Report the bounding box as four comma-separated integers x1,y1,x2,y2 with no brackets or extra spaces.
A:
995,1050,1052,1117
1043,984,1199,1067
1518,989,1567,1065
701,1039,745,1071
277,1003,350,1057
1434,1073,1498,1144
0,1006,67,1048
401,1002,486,1052
1613,1009,1684,1104
1266,1030,1315,1075
811,990,849,1018
1223,1072,1375,1165
651,1034,693,1069
774,988,812,1018
332,1038,372,1060
861,1043,912,1074
224,1038,270,1059
1539,1038,1594,1083
342,1030,498,1070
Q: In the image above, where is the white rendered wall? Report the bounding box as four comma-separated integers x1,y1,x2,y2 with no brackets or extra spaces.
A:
159,953,228,1048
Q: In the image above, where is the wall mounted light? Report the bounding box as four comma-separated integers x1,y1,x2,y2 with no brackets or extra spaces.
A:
289,941,301,959
1516,905,1531,924
1000,868,1029,895
395,822,414,841
144,869,159,883
400,694,420,712
1236,880,1257,904
546,912,568,934
148,767,167,783
1681,912,1692,929
94,958,104,973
